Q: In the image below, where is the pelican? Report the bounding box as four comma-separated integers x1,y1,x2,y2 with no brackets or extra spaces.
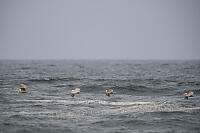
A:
44,77,50,81
181,91,195,99
15,84,27,93
68,88,81,97
103,89,115,97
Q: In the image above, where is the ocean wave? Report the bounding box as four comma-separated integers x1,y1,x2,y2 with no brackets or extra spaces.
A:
16,99,154,106
111,85,149,92
28,77,81,82
102,103,200,115
3,102,200,118
5,111,79,118
20,67,31,70
15,99,200,114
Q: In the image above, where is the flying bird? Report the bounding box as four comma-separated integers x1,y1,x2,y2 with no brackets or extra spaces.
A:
68,88,81,97
44,77,50,81
103,89,115,97
15,84,27,93
181,91,195,99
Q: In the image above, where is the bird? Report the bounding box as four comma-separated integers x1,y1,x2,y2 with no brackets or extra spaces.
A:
68,88,81,97
103,89,115,97
15,84,27,93
181,91,195,99
44,77,50,81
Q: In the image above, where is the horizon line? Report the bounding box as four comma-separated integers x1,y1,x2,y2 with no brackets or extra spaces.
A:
0,58,200,61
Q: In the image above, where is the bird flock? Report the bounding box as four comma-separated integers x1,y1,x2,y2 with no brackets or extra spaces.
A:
15,83,195,99
15,83,115,97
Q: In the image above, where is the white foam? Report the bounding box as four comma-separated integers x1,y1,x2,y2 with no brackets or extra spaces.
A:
2,105,200,118
13,99,200,117
102,104,200,115
16,99,154,106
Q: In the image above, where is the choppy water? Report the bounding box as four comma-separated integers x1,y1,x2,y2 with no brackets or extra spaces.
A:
0,60,200,133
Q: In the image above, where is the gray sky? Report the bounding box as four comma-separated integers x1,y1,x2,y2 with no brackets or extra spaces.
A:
0,0,200,60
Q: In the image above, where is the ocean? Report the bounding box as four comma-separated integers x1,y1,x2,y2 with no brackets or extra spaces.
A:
0,60,200,133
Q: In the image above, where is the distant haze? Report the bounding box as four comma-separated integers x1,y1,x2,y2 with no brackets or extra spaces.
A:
0,0,200,60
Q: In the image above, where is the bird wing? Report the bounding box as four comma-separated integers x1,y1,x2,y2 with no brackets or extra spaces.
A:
74,88,80,93
21,84,27,88
68,90,77,94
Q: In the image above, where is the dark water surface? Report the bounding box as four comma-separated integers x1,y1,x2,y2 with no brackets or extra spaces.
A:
0,60,200,133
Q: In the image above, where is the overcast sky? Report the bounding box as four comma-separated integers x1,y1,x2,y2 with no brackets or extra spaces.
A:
0,0,200,60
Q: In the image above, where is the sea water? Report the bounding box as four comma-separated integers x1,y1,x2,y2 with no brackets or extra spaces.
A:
0,60,200,133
